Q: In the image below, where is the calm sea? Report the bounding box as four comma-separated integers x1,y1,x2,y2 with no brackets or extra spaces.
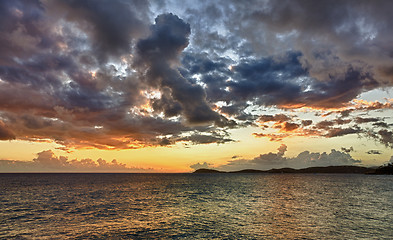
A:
1,173,392,239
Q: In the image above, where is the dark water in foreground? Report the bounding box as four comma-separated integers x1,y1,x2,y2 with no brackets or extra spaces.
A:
1,173,392,239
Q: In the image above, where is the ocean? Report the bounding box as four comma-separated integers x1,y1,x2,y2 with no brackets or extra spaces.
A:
1,173,392,239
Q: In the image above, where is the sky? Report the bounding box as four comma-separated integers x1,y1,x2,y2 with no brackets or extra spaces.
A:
0,0,392,172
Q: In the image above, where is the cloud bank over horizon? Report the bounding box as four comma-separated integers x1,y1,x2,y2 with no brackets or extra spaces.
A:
191,144,389,172
218,144,363,171
0,0,392,157
0,150,152,172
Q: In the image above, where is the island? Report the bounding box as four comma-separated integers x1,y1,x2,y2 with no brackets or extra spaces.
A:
193,165,393,174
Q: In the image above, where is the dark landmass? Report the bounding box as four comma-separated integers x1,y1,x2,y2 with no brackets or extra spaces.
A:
372,163,393,175
194,168,224,173
295,166,372,174
193,165,391,174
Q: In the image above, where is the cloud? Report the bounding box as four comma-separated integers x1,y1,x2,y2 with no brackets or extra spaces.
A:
224,0,393,85
47,0,150,60
258,114,291,123
281,122,300,132
252,98,393,146
181,49,385,126
190,161,212,170
0,0,392,152
324,127,361,138
218,145,361,171
218,144,288,171
315,119,352,130
134,13,228,126
369,129,393,149
253,132,288,142
0,150,151,172
176,0,391,110
355,117,381,124
293,149,362,167
366,150,382,155
301,120,313,126
277,144,287,155
0,121,15,140
341,147,354,153
0,3,238,150
178,133,234,145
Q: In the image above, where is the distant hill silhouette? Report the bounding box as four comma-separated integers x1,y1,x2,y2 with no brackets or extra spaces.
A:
193,165,379,174
193,168,224,173
373,163,393,175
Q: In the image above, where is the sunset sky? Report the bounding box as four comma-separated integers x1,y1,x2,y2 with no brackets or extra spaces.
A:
0,0,392,172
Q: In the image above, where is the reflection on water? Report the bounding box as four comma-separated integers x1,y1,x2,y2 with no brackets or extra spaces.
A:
1,173,392,239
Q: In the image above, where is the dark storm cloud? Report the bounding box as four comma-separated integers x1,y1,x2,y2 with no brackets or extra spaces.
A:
181,52,230,75
150,88,182,117
20,114,53,129
0,121,15,140
172,0,393,113
0,0,46,64
219,103,255,121
181,50,378,113
223,0,393,84
0,0,392,151
180,52,233,103
230,56,377,108
135,13,230,126
0,1,238,150
175,0,393,149
0,0,145,110
227,52,304,107
48,0,150,60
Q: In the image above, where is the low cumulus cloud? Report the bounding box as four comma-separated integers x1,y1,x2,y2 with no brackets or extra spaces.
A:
190,162,212,170
0,150,151,172
217,144,361,171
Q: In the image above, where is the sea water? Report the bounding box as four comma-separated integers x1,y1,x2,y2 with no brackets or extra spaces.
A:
1,173,392,239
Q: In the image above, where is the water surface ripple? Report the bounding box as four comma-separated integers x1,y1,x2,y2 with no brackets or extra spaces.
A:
1,173,392,239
